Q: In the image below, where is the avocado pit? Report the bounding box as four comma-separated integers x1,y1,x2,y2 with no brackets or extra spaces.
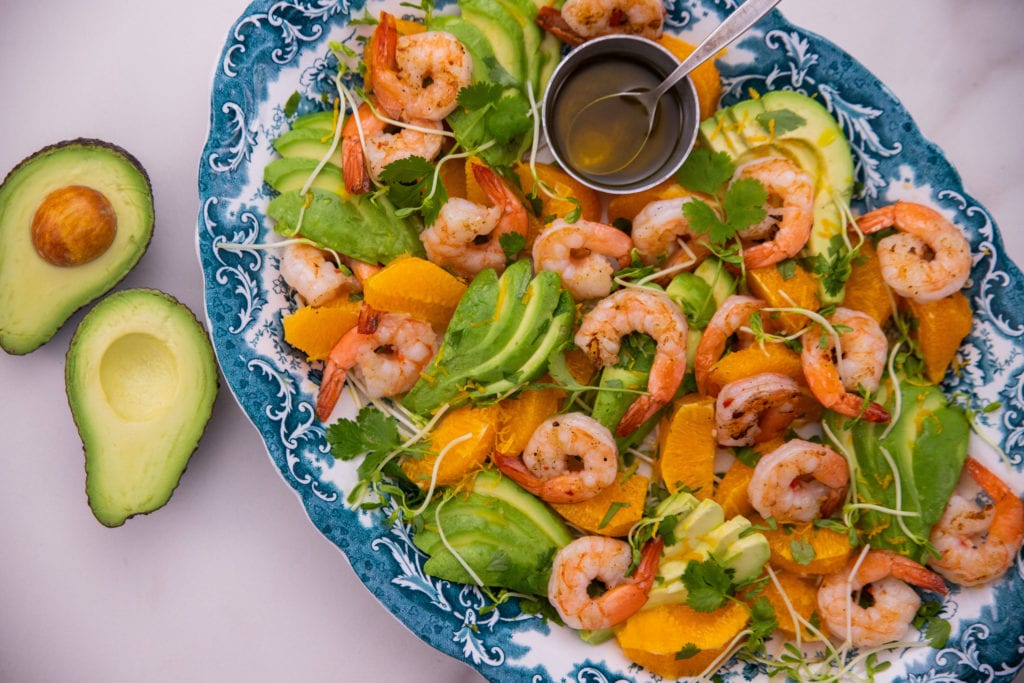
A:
31,185,117,266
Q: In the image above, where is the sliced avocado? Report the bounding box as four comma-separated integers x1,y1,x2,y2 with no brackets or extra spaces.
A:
263,156,345,194
477,288,574,396
716,533,770,584
665,272,715,328
65,289,218,527
290,110,336,132
460,0,526,84
535,34,564,94
413,469,571,594
266,189,424,264
403,261,569,414
699,91,854,302
693,257,737,309
272,127,340,163
493,0,542,83
0,139,154,354
470,468,573,547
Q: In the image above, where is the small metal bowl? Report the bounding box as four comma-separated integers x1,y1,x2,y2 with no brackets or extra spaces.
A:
541,35,701,195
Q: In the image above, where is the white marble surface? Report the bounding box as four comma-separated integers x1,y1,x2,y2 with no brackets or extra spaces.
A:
0,2,1021,682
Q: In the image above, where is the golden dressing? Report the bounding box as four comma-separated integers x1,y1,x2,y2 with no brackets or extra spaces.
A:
550,58,685,186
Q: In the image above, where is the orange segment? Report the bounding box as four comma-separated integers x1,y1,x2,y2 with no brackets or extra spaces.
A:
746,262,821,334
282,299,362,361
616,601,749,678
550,472,649,537
657,394,716,498
401,404,499,488
713,459,756,519
705,342,804,397
907,291,972,385
494,386,565,455
763,568,822,640
362,255,467,330
513,161,602,225
606,178,692,225
758,516,854,576
657,34,723,121
713,437,783,518
842,240,894,326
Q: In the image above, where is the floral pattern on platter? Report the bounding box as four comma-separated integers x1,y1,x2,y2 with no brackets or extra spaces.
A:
196,0,1024,681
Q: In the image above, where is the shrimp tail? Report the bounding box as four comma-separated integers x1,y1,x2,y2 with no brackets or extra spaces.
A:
316,358,348,422
491,453,545,496
965,457,1024,545
358,303,382,334
889,554,949,596
617,395,662,437
632,536,664,593
536,6,585,46
371,12,404,120
342,110,372,194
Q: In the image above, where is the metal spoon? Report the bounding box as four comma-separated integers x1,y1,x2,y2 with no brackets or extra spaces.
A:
570,0,782,171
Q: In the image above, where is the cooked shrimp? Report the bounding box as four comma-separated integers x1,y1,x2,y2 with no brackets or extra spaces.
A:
316,306,439,421
733,158,815,269
817,549,948,648
831,307,888,394
574,287,688,436
341,101,443,194
801,309,890,422
548,535,664,630
693,295,767,396
929,457,1024,586
532,219,633,301
420,163,528,279
631,197,708,268
748,438,849,523
538,0,664,46
370,12,472,122
280,242,360,307
492,412,618,504
856,201,972,303
715,372,804,447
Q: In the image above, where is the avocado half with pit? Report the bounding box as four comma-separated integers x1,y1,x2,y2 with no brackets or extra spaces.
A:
0,139,154,354
66,288,218,527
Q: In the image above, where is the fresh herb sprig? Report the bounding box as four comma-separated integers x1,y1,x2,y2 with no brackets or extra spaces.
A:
674,149,768,266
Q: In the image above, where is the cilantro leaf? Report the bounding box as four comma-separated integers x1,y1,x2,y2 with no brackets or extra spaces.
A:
457,82,505,111
675,148,735,195
378,155,448,225
487,94,532,143
756,109,807,136
283,91,300,118
721,177,768,233
325,406,402,461
809,233,855,298
789,539,816,565
744,596,779,653
675,643,700,660
682,558,734,612
684,198,730,243
499,232,526,261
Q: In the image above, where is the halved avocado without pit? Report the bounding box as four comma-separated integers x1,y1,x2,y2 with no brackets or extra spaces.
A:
65,289,218,527
0,139,155,354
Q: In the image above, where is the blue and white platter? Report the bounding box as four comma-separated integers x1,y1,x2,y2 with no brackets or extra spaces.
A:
197,1,1024,680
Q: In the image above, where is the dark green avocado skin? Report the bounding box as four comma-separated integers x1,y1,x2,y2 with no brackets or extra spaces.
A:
0,138,154,354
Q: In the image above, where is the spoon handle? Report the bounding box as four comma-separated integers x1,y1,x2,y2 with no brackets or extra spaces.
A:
653,0,783,100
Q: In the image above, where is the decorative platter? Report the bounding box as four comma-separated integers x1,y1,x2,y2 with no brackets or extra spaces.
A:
197,0,1024,680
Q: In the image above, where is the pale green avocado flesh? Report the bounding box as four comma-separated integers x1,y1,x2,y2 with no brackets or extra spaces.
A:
65,289,218,527
0,139,154,354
